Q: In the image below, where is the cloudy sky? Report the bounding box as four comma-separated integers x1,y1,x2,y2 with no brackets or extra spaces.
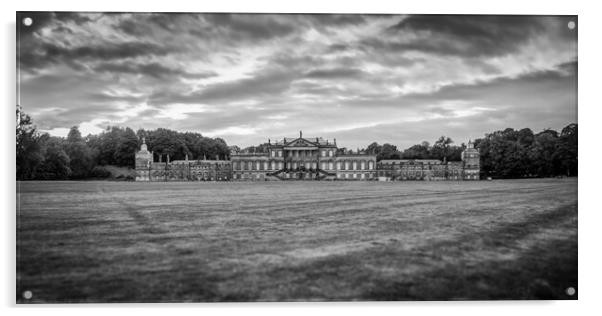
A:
17,12,577,149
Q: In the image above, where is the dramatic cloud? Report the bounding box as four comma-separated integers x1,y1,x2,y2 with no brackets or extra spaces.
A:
17,12,577,149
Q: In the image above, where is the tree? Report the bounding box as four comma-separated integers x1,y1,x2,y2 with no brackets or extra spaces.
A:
113,127,139,166
94,126,121,165
475,125,577,179
431,136,453,160
555,123,577,176
147,128,189,161
378,143,401,161
447,144,466,161
37,137,71,179
529,130,560,177
243,143,270,154
64,126,94,178
16,108,44,180
402,142,430,159
366,142,382,156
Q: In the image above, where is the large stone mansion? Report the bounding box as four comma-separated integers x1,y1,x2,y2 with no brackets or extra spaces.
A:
135,132,480,181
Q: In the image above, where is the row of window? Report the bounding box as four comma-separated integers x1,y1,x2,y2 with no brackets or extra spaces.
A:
234,161,283,171
337,173,374,179
233,173,374,180
233,160,376,171
270,149,336,158
378,170,476,177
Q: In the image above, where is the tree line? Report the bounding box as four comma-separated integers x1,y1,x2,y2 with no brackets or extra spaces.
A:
474,124,577,178
361,124,577,178
362,136,466,162
16,109,230,180
16,108,577,180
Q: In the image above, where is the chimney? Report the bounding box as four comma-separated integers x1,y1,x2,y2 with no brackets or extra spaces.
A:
300,130,302,138
216,154,219,160
203,154,207,160
167,154,170,163
159,154,162,163
185,154,189,161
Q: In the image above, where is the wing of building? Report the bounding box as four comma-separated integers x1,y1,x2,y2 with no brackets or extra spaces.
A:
377,140,480,181
134,133,480,181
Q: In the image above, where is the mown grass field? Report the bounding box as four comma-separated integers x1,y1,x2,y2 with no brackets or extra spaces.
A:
16,178,577,302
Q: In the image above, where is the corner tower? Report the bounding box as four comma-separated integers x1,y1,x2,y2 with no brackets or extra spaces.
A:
135,137,153,181
461,140,480,180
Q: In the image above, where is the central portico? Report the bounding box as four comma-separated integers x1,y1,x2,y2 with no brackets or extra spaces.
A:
272,131,337,171
230,131,376,181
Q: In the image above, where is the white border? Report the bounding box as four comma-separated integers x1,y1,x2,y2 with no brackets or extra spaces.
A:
2,0,600,315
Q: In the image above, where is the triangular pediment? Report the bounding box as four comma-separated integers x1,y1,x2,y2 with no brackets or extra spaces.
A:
284,137,318,147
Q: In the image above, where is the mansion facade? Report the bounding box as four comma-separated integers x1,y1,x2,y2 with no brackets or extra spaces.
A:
230,132,376,181
134,132,480,181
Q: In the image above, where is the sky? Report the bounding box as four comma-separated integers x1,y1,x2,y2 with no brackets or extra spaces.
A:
17,12,577,149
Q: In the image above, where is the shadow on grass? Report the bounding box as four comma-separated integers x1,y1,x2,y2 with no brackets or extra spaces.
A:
364,203,578,300
258,203,577,301
363,236,577,300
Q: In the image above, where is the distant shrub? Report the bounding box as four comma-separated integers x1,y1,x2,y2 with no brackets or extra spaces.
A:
89,165,136,180
90,166,112,178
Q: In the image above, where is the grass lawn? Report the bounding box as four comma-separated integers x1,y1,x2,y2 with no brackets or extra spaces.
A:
16,178,577,302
